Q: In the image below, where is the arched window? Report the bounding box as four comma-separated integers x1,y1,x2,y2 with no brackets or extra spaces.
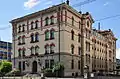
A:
50,16,54,25
18,25,21,33
22,35,25,44
30,33,34,42
71,30,74,40
35,20,39,29
45,30,49,40
45,17,49,26
18,48,21,57
31,21,34,30
78,33,81,43
45,44,49,54
18,36,21,45
71,44,74,54
35,32,39,42
50,29,55,39
30,46,34,55
22,48,26,57
72,17,74,26
22,24,25,32
35,46,39,54
50,43,55,54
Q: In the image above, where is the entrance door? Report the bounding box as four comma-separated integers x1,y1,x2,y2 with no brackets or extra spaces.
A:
32,61,37,73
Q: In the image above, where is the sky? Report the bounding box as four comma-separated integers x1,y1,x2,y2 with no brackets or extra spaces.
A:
0,0,120,58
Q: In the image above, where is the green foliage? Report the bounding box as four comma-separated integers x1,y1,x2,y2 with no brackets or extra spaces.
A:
52,62,64,73
0,60,12,75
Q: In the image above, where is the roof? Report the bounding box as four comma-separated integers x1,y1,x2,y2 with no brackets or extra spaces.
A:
10,2,94,23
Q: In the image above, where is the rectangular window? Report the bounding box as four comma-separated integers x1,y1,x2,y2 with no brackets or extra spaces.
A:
50,59,54,68
18,61,21,71
78,47,81,55
86,42,90,52
23,61,25,70
78,60,80,69
45,60,49,68
71,59,74,69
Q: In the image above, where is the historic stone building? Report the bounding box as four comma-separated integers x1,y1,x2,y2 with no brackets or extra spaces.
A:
10,2,117,76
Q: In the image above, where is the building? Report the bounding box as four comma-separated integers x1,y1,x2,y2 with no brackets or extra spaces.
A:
116,59,120,69
0,41,12,61
10,1,117,77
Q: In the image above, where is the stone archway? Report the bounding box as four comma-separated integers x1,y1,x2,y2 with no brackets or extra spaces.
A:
32,61,37,73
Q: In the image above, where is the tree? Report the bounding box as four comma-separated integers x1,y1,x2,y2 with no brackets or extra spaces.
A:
0,60,12,75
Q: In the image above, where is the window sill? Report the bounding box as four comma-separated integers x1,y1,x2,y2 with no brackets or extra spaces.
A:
50,38,54,40
18,43,25,45
45,39,49,41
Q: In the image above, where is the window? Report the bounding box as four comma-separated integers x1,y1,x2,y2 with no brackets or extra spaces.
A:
50,44,55,54
86,42,90,52
45,60,49,68
22,35,25,44
18,49,21,57
45,44,49,54
31,47,34,55
78,34,81,43
35,46,39,54
71,30,74,40
50,16,54,25
78,60,80,69
45,17,49,26
22,48,25,57
18,61,21,71
35,32,39,42
23,61,25,70
71,59,74,69
87,21,89,27
50,59,54,68
72,17,74,26
22,24,25,32
18,25,21,33
71,44,74,54
78,47,81,55
45,30,49,40
50,29,55,39
30,34,34,42
35,20,38,29
18,36,21,45
31,21,34,30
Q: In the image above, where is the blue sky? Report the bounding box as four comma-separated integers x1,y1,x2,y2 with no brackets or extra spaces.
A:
0,0,120,58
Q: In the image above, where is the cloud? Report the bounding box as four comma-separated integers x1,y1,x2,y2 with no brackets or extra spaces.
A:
104,2,109,6
116,48,120,59
24,0,40,9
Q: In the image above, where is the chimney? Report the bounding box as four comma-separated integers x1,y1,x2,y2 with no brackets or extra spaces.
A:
98,22,100,30
66,0,69,5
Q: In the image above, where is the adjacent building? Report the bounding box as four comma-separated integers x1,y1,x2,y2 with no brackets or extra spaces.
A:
10,2,117,77
0,41,12,61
